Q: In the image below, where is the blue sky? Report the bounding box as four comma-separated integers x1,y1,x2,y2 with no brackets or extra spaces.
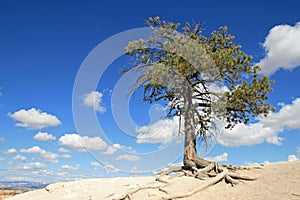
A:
0,0,300,182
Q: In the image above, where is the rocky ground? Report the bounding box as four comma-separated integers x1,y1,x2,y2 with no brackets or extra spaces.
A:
6,160,300,200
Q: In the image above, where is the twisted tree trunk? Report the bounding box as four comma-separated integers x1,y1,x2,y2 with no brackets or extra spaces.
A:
183,95,197,169
182,85,200,169
182,87,212,170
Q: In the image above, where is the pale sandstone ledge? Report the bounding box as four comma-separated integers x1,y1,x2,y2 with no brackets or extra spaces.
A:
0,190,22,200
6,160,300,200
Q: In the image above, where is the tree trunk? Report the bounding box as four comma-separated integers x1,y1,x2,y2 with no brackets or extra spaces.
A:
182,87,212,169
183,91,197,169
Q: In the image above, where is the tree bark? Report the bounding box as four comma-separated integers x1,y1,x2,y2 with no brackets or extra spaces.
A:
183,89,198,169
182,86,212,170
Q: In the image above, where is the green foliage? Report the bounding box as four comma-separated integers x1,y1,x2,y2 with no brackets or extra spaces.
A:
124,16,274,137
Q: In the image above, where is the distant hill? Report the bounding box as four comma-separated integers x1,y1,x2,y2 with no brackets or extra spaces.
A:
0,181,48,191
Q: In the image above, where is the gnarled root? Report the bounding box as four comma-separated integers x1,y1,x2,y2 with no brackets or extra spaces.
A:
110,158,257,200
163,168,229,200
157,158,257,199
113,185,167,200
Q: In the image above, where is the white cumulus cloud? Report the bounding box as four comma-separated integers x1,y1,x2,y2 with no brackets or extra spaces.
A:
132,97,300,148
136,116,182,145
244,160,270,166
20,162,47,170
59,134,107,152
206,152,228,162
13,155,27,162
102,144,122,155
259,98,300,131
8,108,61,129
61,154,72,159
2,148,17,155
34,131,56,141
0,158,5,162
218,123,279,146
60,164,80,170
288,155,298,162
218,98,300,147
258,22,300,75
20,146,42,154
103,162,120,173
91,162,100,170
58,147,69,153
20,146,58,163
91,162,100,167
41,151,59,163
288,147,300,162
83,91,106,113
116,154,141,161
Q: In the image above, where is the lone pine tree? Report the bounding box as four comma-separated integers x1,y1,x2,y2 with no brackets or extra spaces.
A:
124,17,274,188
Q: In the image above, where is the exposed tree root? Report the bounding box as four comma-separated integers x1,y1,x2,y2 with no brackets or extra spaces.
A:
163,168,228,200
228,172,257,181
109,160,258,200
157,166,183,176
194,162,215,178
223,164,263,171
225,174,239,186
113,184,167,200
